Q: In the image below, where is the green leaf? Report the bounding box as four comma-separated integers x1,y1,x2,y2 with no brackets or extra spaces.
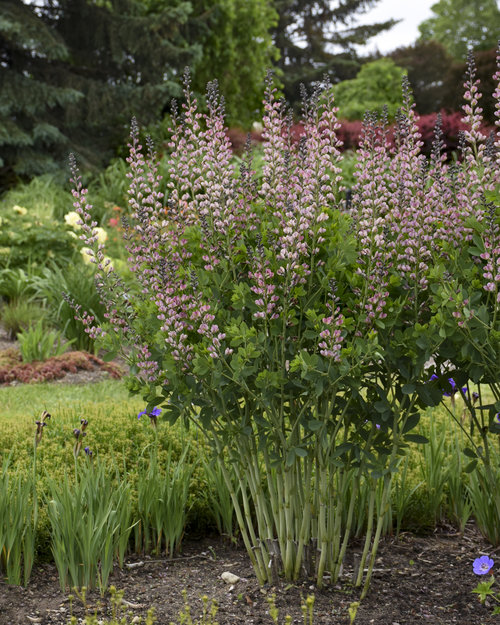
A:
285,449,295,467
307,419,323,432
332,442,353,458
294,447,308,458
464,460,478,473
402,413,420,434
101,350,118,362
401,383,416,395
416,383,442,407
404,434,429,444
463,447,477,459
374,400,390,413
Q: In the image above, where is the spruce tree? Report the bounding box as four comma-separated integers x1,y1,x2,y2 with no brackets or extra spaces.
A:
272,0,396,110
1,0,202,189
40,0,200,169
0,0,81,190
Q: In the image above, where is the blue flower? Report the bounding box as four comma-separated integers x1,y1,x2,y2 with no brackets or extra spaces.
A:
495,413,500,425
473,555,494,575
442,378,467,397
138,407,162,427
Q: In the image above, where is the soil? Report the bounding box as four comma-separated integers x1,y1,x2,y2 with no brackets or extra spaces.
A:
1,332,499,624
1,527,499,625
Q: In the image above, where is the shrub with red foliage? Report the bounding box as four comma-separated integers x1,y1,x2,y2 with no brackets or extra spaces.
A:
225,128,264,154
0,349,123,385
238,111,493,158
417,110,493,156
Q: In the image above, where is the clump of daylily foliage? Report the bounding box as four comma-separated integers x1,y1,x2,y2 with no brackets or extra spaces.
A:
71,48,500,597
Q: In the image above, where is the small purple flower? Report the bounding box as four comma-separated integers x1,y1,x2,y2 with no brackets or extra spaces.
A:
443,378,457,397
473,555,494,575
429,374,439,382
84,446,93,458
495,413,500,425
138,406,162,428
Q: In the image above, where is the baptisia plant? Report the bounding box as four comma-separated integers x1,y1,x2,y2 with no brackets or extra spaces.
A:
69,63,496,594
426,48,500,545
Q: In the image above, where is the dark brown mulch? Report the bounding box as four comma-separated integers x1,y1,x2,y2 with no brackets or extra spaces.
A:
1,525,499,625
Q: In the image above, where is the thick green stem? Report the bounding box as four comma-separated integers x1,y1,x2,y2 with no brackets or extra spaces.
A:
333,472,358,582
361,475,392,599
316,467,329,587
355,483,375,588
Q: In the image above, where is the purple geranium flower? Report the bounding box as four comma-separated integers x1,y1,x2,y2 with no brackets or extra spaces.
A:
442,378,467,397
138,406,162,419
473,555,494,575
138,406,162,427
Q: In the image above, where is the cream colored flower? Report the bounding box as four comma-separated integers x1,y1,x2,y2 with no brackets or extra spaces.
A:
13,205,27,215
93,226,108,244
80,247,94,264
67,231,78,239
64,211,82,230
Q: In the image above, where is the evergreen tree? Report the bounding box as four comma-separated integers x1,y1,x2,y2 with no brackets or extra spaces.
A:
1,0,202,189
40,0,200,168
0,0,81,190
272,0,396,110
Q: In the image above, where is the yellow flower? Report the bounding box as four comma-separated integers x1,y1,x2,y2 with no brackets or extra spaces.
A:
12,205,27,215
64,211,82,230
67,231,78,239
80,247,94,264
93,227,108,244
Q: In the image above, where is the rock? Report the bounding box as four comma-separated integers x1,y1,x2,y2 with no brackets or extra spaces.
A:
221,571,240,585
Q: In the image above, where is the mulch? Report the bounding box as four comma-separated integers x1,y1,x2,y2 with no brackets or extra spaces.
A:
1,525,499,625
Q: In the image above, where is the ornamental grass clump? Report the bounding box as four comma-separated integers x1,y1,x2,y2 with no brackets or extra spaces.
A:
70,56,499,595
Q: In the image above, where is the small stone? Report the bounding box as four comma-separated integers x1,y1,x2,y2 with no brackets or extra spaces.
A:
221,571,240,584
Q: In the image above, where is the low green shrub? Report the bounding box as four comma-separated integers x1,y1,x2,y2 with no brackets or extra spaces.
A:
0,203,78,271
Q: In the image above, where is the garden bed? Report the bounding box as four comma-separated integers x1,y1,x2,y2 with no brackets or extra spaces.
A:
0,526,498,625
0,325,124,386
